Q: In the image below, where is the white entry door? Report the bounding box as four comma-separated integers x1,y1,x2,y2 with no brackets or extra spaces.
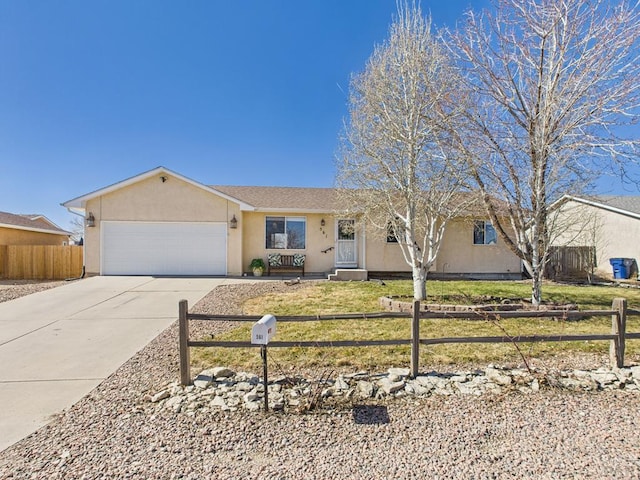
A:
335,219,357,267
101,221,227,275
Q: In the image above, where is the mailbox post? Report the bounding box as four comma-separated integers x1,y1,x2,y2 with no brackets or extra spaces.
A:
251,315,276,412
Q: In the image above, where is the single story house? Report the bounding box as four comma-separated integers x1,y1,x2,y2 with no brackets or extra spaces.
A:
0,211,70,246
62,166,522,278
550,195,640,279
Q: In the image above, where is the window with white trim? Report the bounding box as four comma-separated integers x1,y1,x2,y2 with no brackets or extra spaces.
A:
473,220,497,245
386,221,399,243
265,216,306,249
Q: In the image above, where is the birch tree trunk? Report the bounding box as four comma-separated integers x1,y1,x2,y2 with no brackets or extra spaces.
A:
337,1,471,300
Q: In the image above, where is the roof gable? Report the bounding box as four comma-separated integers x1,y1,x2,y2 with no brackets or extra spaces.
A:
0,211,70,236
62,166,254,212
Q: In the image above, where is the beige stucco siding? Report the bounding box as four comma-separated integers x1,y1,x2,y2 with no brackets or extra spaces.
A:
83,173,242,275
436,219,521,275
364,228,411,272
242,212,336,274
589,209,640,275
552,201,640,278
365,218,521,275
0,227,68,246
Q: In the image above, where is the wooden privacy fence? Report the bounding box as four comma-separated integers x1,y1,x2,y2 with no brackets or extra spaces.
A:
0,245,83,280
178,298,640,386
545,245,596,280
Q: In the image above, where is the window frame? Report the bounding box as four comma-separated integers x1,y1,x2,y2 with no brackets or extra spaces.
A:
265,216,307,250
473,220,497,245
386,221,399,243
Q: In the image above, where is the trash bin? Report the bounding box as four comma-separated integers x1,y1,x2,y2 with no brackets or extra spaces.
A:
624,258,637,279
610,258,629,279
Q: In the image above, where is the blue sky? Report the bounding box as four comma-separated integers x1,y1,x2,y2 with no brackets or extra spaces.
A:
0,0,492,230
0,0,634,231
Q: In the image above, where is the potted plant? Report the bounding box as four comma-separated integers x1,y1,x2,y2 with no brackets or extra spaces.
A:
249,258,266,277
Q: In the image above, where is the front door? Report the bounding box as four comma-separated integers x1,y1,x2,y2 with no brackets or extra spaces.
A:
335,219,357,267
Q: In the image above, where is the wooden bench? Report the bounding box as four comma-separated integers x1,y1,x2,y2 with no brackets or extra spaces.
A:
267,253,305,276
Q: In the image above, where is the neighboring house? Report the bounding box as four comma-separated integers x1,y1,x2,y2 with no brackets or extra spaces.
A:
62,166,522,278
550,195,640,280
0,211,70,246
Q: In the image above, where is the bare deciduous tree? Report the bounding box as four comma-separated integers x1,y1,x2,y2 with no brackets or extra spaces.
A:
451,0,640,304
69,216,84,244
337,2,471,300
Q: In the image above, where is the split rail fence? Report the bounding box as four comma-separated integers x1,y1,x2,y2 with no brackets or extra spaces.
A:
0,245,83,280
178,298,640,386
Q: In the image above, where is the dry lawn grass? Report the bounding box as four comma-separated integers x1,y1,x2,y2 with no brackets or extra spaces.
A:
192,280,640,372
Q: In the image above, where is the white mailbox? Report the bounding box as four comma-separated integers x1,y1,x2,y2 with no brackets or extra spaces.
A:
251,314,277,345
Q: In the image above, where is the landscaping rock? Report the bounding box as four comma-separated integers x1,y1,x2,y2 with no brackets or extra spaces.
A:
378,377,406,395
334,376,350,391
485,367,513,386
145,363,640,415
388,367,410,377
212,367,235,378
210,396,228,409
193,374,214,389
150,390,170,403
357,380,375,398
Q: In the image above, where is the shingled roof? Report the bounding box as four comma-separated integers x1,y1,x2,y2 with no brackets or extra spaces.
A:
0,211,70,235
561,195,640,219
593,195,640,216
62,167,494,217
212,186,338,212
212,185,498,216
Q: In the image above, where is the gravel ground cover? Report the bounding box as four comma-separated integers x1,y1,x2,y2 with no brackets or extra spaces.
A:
0,280,70,303
1,282,639,479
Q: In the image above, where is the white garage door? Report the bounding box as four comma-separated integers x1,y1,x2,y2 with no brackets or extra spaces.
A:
102,222,227,275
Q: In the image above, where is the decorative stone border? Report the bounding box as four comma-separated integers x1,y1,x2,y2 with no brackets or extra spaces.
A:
145,364,640,414
379,295,578,313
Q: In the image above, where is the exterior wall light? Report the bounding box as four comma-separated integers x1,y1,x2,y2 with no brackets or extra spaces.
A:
320,218,326,227
230,214,238,229
86,212,96,228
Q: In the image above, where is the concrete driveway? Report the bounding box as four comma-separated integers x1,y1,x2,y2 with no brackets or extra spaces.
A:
0,276,233,451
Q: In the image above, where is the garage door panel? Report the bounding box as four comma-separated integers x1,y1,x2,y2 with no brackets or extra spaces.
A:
102,222,226,275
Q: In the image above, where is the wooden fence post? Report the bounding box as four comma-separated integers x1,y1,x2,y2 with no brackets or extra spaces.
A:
179,299,191,386
411,299,420,378
610,297,627,369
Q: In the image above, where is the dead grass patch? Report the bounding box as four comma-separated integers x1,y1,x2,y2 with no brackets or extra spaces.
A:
192,280,640,372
